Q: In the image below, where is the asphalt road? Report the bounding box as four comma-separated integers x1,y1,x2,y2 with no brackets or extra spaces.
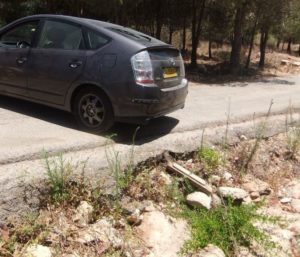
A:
0,75,300,165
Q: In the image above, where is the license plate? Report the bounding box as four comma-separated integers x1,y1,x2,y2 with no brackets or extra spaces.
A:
163,67,178,79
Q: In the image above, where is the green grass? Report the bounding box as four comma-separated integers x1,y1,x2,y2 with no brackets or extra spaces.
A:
197,147,221,173
183,201,276,256
44,153,72,203
285,105,300,159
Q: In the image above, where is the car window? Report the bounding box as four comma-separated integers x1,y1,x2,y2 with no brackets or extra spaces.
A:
86,30,109,50
0,21,38,47
37,20,84,50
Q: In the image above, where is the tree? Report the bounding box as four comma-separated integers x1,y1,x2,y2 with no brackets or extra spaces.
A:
190,0,206,68
229,0,249,74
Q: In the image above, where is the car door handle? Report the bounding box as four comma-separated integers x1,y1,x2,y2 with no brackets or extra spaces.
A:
69,60,82,69
16,57,27,65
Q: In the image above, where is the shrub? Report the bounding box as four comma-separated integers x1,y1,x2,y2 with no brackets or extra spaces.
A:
183,202,276,256
197,147,221,172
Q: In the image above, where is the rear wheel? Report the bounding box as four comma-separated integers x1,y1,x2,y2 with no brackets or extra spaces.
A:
73,87,114,133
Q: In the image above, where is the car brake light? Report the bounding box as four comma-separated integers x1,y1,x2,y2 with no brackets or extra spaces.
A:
131,51,154,85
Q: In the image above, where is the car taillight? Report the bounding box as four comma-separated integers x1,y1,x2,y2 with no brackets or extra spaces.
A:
131,50,154,85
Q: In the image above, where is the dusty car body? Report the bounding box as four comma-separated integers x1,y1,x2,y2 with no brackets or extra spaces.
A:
0,15,188,132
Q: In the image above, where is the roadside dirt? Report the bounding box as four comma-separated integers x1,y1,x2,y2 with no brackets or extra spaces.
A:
1,130,300,257
185,42,300,84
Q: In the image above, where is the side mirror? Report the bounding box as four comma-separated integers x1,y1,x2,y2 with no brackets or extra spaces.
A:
16,41,31,49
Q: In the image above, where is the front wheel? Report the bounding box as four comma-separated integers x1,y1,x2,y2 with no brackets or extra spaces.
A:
73,87,114,133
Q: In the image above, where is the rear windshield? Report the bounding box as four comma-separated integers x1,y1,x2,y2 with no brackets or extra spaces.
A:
107,27,153,42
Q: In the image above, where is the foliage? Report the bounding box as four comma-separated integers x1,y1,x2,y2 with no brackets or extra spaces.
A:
0,0,299,70
183,201,277,256
285,106,300,159
197,147,221,172
44,154,73,203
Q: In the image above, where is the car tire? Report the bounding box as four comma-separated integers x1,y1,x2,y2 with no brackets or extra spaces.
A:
73,86,114,133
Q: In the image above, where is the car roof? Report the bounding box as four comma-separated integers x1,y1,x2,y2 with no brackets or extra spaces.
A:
19,14,122,29
1,14,169,49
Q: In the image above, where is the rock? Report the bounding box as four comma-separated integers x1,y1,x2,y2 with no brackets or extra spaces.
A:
186,192,212,210
250,191,260,200
143,201,156,212
285,181,300,199
240,135,248,141
136,211,190,257
242,177,271,196
280,197,292,204
120,197,145,215
127,209,143,226
217,187,248,201
194,244,225,257
72,201,94,227
74,217,122,248
159,171,172,185
25,244,52,257
222,171,233,182
211,194,222,208
209,175,221,186
291,199,300,213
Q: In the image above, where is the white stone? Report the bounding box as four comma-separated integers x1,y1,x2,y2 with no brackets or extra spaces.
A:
186,192,212,210
25,245,52,257
136,211,190,257
250,191,260,200
291,199,300,213
209,175,221,186
195,244,225,257
222,171,233,181
280,197,292,204
75,217,122,248
72,201,94,227
242,175,271,195
217,187,248,200
159,171,172,185
211,194,222,208
240,135,248,141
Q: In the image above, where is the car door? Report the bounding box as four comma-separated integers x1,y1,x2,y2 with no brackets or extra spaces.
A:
27,19,87,105
0,20,39,96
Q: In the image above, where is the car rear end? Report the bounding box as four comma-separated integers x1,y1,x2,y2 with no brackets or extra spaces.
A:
85,22,188,124
129,46,188,122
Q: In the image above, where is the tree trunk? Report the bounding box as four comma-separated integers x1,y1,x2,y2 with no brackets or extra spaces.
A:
190,0,206,68
155,22,162,40
277,39,281,49
299,44,300,56
245,17,258,69
182,16,187,51
168,26,174,44
259,29,269,68
208,39,212,59
155,1,163,40
282,42,285,51
230,1,248,74
287,38,292,54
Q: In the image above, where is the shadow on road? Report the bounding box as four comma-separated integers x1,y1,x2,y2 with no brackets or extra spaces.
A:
0,95,179,145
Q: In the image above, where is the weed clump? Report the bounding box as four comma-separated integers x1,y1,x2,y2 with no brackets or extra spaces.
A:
183,201,276,256
45,154,73,203
197,147,221,173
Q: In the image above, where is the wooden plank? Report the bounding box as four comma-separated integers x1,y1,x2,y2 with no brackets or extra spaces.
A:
167,162,212,195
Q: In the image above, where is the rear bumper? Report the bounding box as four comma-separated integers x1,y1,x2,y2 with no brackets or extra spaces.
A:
115,79,188,124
